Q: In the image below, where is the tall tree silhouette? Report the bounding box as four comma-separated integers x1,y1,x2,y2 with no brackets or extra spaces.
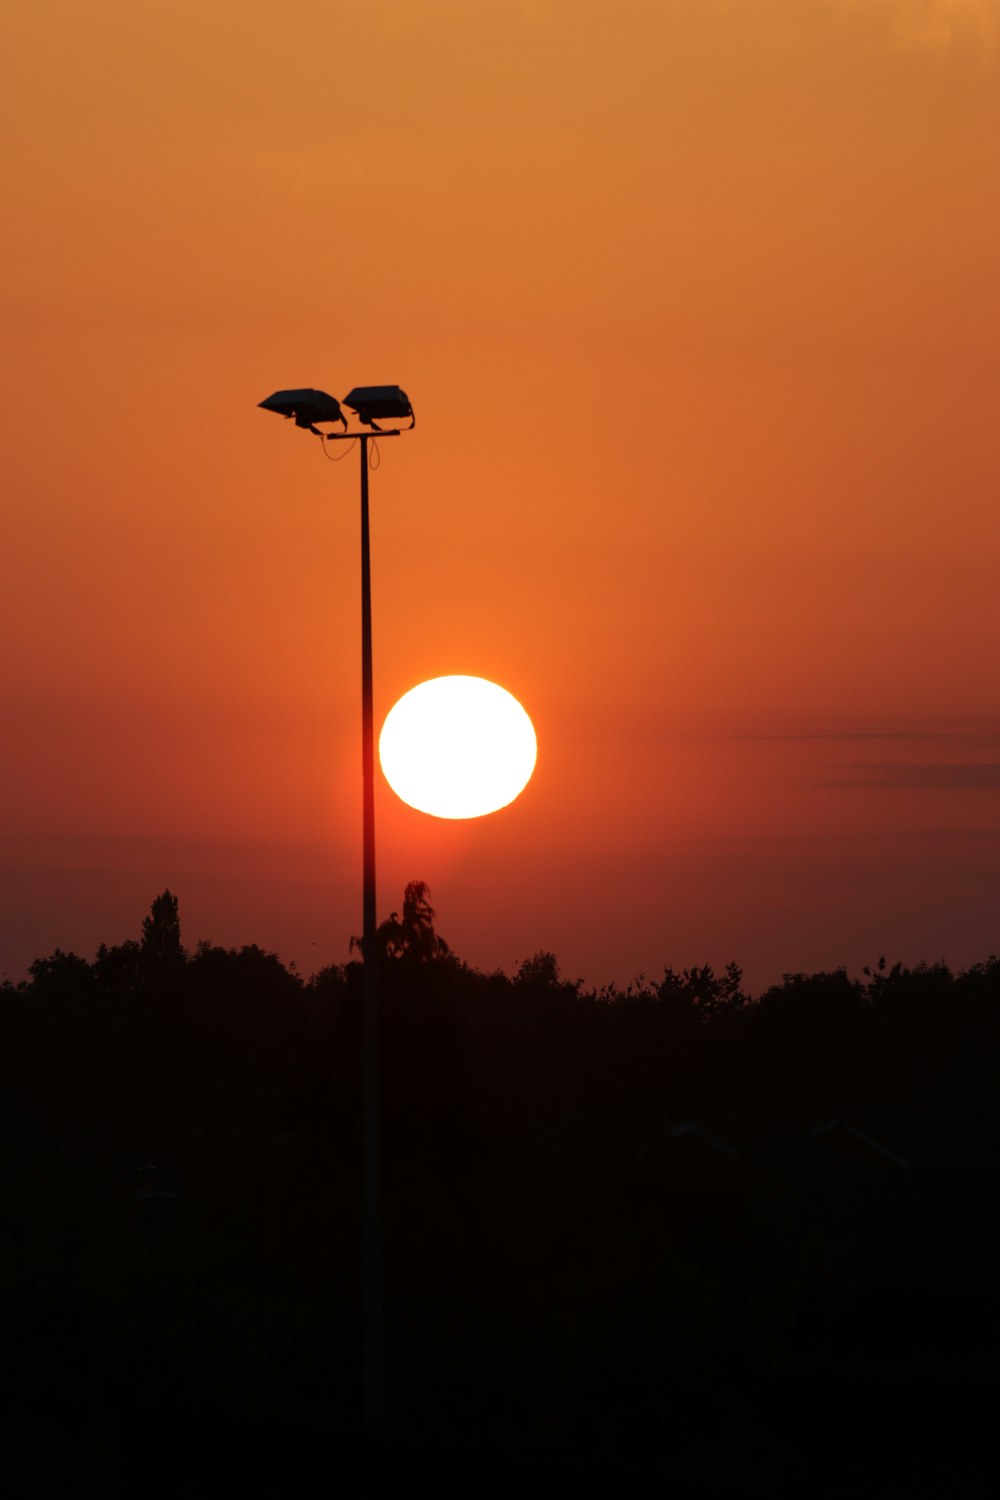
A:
358,880,451,966
140,889,185,975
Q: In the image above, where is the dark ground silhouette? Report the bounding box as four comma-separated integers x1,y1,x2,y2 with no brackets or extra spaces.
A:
3,887,999,1496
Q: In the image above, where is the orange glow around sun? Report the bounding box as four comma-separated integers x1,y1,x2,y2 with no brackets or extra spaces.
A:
379,677,537,820
2,0,1000,989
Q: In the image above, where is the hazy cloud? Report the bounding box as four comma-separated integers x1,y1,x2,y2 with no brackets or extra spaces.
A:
511,0,550,22
836,0,1000,53
837,763,1000,791
739,730,1000,745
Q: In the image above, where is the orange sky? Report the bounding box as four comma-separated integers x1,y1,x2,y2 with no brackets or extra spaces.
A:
3,0,999,990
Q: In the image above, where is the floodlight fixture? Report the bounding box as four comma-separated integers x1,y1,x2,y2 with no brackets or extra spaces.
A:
343,385,415,430
258,387,347,434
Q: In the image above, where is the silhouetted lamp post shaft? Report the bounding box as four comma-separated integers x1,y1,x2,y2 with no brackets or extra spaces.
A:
257,383,415,1444
358,431,384,1437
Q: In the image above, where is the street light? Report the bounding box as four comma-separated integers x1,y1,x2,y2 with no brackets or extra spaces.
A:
259,382,414,1440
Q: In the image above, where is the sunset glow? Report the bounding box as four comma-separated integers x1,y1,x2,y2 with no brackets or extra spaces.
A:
2,0,999,988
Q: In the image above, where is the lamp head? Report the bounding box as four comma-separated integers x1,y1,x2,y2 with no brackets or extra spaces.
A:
342,385,414,429
258,388,347,433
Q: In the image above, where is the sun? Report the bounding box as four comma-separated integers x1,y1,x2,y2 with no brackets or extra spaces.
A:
379,676,537,819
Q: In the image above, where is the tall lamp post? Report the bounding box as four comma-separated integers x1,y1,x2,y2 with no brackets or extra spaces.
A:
258,383,415,1441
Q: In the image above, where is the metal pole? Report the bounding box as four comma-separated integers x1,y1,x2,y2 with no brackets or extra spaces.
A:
360,433,384,1439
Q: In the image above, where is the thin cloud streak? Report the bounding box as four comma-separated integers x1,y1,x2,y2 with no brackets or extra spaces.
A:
834,763,1000,791
719,731,1000,744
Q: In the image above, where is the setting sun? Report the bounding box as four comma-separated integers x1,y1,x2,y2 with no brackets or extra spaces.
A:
379,676,537,820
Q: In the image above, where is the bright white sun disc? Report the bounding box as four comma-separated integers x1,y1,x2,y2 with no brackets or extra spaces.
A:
379,676,537,819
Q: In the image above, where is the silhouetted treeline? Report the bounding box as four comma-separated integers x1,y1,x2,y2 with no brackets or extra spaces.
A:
3,886,1000,1497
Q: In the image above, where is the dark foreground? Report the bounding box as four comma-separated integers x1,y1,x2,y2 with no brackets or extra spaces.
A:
4,899,1000,1495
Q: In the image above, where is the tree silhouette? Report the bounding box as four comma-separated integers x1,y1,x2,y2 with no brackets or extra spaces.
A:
140,889,185,976
516,950,560,987
657,960,746,1023
26,948,92,1003
356,880,451,967
95,939,142,997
